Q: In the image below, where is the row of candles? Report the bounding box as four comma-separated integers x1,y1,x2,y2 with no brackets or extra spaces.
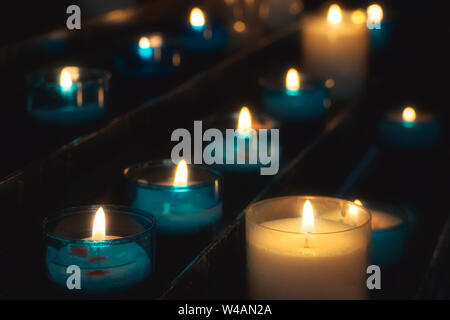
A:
40,3,439,299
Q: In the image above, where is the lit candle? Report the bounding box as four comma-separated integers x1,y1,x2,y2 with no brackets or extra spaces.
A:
124,160,222,234
246,196,371,299
115,34,181,77
301,4,369,100
223,106,278,172
44,206,155,293
353,200,408,267
366,4,390,51
379,106,441,149
182,7,228,52
260,67,331,122
27,67,109,127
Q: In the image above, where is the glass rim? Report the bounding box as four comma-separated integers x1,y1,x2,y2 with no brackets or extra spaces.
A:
43,205,156,245
246,195,371,235
123,159,222,190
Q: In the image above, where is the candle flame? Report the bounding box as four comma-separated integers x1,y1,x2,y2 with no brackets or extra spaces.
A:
286,68,300,91
237,106,252,134
350,199,363,217
174,160,188,187
190,7,206,29
402,107,416,122
301,200,315,233
60,69,73,91
92,207,106,241
139,36,151,49
328,4,342,25
351,9,366,25
367,4,383,24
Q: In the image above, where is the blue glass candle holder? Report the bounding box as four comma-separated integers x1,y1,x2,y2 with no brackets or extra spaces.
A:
379,109,440,149
27,67,110,127
124,160,222,235
182,8,228,53
182,25,228,53
43,205,155,294
260,74,331,122
369,20,392,52
115,34,183,77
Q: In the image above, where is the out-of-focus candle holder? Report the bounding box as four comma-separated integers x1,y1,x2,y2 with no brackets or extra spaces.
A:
124,160,222,235
379,107,440,150
27,67,110,127
246,196,371,299
182,7,228,53
43,205,155,294
115,34,183,77
259,73,331,122
365,4,391,52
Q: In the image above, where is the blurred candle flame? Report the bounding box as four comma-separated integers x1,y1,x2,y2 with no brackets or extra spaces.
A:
174,160,188,187
190,7,206,29
301,200,315,233
92,207,106,241
367,4,383,24
139,37,151,49
402,107,416,123
351,9,366,25
328,4,342,25
350,199,363,217
60,69,73,91
286,68,300,92
237,106,252,135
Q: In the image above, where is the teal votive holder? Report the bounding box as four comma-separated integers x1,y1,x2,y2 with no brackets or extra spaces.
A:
379,110,440,149
260,74,331,122
43,205,155,294
124,160,222,235
27,67,110,127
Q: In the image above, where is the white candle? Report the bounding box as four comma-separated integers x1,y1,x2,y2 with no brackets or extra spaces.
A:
301,4,368,100
246,196,371,299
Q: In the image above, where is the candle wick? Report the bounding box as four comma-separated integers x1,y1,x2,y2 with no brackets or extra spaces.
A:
304,232,310,248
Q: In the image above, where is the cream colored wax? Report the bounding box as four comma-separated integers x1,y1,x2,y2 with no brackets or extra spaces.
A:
301,7,368,100
247,217,369,300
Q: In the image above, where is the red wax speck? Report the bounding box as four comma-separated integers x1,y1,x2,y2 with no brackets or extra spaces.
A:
85,270,109,277
70,246,88,258
88,256,107,263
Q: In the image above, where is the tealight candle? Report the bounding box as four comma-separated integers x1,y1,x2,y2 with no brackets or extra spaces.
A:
260,68,331,122
44,205,155,294
206,106,279,172
124,160,222,235
366,4,390,51
246,196,371,299
27,67,110,126
379,106,441,149
353,200,408,267
301,4,369,100
182,7,228,52
115,34,182,77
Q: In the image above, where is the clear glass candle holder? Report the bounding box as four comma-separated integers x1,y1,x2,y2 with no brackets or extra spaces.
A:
246,196,371,300
124,160,222,235
27,67,111,127
43,205,156,294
